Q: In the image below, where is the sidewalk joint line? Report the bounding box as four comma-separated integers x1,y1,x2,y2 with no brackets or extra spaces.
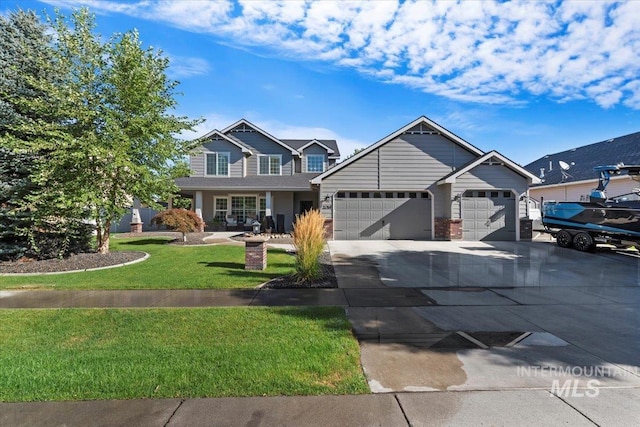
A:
550,392,600,426
393,394,412,426
164,398,185,427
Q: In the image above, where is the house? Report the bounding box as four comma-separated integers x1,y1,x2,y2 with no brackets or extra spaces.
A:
524,131,640,204
311,116,540,241
175,119,340,232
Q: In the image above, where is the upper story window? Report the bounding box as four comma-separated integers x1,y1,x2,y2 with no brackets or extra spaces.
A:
258,155,281,175
306,154,325,173
206,152,230,176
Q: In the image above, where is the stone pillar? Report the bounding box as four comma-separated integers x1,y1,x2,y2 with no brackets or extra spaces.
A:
520,218,533,241
245,237,268,270
130,208,143,233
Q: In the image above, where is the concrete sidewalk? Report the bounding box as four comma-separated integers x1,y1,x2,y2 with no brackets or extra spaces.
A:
3,388,627,427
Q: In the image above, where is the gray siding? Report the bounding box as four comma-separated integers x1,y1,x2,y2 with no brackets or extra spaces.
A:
230,131,294,176
319,133,477,218
451,164,528,219
190,139,243,177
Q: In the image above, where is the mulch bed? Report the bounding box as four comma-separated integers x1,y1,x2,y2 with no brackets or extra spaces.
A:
261,251,337,289
0,251,146,275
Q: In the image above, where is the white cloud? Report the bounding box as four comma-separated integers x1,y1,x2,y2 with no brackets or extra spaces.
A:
168,56,210,78
44,0,640,109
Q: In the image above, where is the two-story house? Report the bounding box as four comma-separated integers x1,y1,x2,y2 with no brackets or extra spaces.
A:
175,119,340,232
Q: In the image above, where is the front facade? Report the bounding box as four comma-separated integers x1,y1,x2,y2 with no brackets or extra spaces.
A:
525,131,640,204
311,116,540,241
176,119,339,232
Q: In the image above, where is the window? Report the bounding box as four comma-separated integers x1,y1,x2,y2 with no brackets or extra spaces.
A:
231,196,257,224
397,192,405,198
349,192,358,198
409,192,417,198
491,191,499,198
213,197,228,223
385,192,394,198
259,155,282,175
205,152,230,176
373,192,382,198
306,155,325,172
336,192,345,198
503,191,512,198
361,192,370,198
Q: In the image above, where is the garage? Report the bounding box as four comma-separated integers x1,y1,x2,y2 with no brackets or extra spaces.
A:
333,191,432,240
461,190,516,240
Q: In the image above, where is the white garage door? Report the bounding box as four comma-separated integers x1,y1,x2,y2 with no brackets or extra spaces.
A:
461,190,516,241
334,191,432,240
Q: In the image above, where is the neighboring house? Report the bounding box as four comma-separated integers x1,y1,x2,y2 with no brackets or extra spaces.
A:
175,119,340,232
525,131,640,204
311,116,540,241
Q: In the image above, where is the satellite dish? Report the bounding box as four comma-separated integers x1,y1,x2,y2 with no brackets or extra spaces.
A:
558,160,574,181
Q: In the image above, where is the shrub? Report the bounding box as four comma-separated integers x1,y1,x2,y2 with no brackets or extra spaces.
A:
151,209,204,241
292,209,326,282
25,218,94,260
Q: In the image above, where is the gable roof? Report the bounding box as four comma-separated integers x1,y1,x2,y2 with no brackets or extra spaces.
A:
282,139,340,158
437,151,541,185
222,119,299,155
525,131,640,186
311,116,484,184
197,129,253,154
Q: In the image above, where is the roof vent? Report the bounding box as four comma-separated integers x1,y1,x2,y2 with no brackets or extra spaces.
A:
607,138,614,143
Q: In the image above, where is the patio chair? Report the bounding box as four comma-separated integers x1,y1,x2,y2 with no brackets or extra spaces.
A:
225,215,238,231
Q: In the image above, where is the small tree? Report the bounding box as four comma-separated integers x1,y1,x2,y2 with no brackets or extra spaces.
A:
4,8,201,255
151,209,204,242
291,209,326,282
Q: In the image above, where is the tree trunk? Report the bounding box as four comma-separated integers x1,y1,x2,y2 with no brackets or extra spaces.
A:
96,220,111,254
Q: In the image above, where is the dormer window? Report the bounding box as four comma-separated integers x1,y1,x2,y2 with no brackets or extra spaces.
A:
258,155,281,175
206,152,230,176
306,155,325,173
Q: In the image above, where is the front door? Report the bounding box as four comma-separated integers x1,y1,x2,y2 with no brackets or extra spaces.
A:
300,201,313,214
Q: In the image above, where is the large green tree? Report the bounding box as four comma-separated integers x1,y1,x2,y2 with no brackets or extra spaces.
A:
5,8,201,254
0,10,57,260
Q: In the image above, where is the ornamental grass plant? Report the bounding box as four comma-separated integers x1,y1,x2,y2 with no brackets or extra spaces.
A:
292,209,326,282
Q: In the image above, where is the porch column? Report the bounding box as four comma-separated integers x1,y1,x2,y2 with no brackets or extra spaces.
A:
265,191,272,217
195,191,203,219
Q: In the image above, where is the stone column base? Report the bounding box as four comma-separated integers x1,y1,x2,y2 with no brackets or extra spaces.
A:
520,218,533,241
323,219,334,240
130,222,143,233
434,218,462,240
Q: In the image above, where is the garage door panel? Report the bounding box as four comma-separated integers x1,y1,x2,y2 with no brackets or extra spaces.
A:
462,195,515,241
334,192,432,240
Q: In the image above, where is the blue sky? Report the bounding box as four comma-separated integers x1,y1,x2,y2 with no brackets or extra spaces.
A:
5,0,640,165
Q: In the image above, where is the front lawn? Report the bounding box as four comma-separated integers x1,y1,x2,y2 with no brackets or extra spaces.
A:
0,238,295,290
0,307,369,402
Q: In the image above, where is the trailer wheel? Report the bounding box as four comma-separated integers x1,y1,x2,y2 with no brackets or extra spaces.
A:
573,232,595,252
556,230,573,248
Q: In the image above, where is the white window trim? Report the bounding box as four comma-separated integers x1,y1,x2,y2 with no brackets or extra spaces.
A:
257,154,282,176
213,196,229,222
306,154,325,173
205,151,231,177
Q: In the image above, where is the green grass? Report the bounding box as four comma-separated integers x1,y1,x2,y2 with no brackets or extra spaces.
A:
0,238,295,290
0,307,369,402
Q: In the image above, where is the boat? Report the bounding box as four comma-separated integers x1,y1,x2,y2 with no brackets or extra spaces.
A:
541,164,640,251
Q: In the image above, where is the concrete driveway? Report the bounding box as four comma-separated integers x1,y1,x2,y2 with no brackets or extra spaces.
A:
328,240,640,415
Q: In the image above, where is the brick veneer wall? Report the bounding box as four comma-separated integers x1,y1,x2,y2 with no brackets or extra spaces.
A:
130,223,143,233
434,218,462,240
245,238,267,270
323,219,334,240
520,218,533,241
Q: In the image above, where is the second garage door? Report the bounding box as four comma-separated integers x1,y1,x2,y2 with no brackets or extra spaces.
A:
334,191,432,240
461,190,516,240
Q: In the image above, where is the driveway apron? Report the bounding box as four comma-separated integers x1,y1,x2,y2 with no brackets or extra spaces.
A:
328,240,640,396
